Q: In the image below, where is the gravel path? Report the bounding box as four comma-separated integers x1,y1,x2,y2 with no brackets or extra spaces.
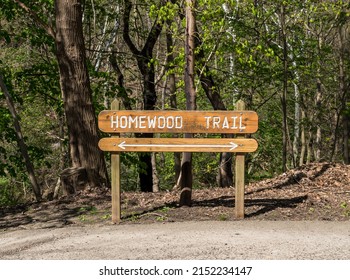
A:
1,220,350,260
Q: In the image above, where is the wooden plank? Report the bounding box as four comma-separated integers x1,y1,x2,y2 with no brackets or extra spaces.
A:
98,110,258,134
235,100,246,219
110,99,121,224
98,137,258,153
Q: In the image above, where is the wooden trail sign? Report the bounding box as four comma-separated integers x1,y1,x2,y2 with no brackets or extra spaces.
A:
98,100,258,223
98,110,258,134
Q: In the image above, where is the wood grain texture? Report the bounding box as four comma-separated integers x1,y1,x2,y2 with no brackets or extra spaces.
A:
235,100,246,219
110,99,121,224
98,110,258,134
98,137,258,153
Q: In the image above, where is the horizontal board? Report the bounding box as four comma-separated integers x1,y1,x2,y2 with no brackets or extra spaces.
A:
98,110,258,134
98,137,258,153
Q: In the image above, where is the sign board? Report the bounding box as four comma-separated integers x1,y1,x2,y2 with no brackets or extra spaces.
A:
98,110,258,134
98,103,258,223
98,137,258,153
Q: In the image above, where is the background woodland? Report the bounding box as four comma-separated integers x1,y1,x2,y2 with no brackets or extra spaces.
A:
1,0,350,207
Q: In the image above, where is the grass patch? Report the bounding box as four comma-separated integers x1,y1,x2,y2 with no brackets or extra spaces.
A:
340,202,350,217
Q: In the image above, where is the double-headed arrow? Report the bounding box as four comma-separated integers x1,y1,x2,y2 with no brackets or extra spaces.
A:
99,138,258,153
117,140,238,151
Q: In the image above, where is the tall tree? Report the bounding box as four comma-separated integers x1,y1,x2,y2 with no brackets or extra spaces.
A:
122,0,164,192
177,0,196,206
279,3,289,172
339,23,350,164
55,0,109,190
13,0,109,191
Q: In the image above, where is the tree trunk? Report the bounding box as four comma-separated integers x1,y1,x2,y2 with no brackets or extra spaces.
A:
0,73,42,201
55,0,109,189
151,152,159,192
122,0,164,192
217,152,233,187
307,131,313,164
314,37,323,162
299,109,306,166
280,4,288,172
338,25,349,164
343,115,350,164
292,68,300,168
111,52,162,191
177,0,196,206
315,75,322,162
193,23,233,187
54,112,67,199
165,21,181,183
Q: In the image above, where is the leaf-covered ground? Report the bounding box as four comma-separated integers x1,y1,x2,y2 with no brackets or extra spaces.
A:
1,162,350,231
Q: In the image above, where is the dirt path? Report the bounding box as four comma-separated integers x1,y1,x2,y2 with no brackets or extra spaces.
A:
1,163,350,260
1,221,350,260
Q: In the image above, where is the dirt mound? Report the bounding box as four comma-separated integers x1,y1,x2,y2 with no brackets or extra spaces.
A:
1,163,350,231
244,162,350,220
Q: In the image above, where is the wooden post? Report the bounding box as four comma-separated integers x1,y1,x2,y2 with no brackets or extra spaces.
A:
111,99,121,224
235,100,245,219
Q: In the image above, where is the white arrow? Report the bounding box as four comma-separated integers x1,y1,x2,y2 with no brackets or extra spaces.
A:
118,141,238,150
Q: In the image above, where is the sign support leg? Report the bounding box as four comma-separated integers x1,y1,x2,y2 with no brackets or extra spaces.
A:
235,152,245,219
111,99,121,224
235,100,245,219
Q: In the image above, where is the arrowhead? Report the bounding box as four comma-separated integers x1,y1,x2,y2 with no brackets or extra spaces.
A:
229,142,238,150
118,141,126,150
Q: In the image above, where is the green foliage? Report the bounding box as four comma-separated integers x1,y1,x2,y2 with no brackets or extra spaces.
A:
155,151,220,190
250,109,284,179
218,213,228,221
340,202,350,217
0,177,21,206
192,152,219,188
1,0,350,207
0,0,64,203
150,1,179,22
120,153,142,191
155,152,176,189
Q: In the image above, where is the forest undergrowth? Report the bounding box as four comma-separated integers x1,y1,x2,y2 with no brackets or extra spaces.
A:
1,162,350,231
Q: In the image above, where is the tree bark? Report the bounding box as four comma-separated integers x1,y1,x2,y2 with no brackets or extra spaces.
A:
151,152,159,192
12,0,109,192
338,24,349,164
0,73,42,201
299,109,306,166
177,0,196,206
315,76,322,162
55,0,109,189
280,4,288,172
292,66,300,168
